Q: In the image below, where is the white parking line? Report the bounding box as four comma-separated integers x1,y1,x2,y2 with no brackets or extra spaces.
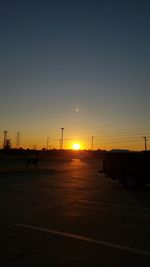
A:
15,223,150,256
78,200,150,211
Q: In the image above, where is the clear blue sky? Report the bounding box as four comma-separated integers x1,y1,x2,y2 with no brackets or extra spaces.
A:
0,0,150,149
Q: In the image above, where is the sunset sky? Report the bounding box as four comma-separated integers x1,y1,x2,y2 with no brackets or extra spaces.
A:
0,0,150,150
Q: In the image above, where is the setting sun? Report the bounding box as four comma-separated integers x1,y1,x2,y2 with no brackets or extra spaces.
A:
72,143,81,150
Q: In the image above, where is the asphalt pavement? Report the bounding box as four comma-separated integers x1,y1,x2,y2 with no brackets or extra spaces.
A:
0,159,150,266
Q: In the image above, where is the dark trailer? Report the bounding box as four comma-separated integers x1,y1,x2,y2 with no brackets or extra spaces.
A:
100,150,150,190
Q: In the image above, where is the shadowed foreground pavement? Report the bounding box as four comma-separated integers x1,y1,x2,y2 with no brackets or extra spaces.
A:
0,159,150,266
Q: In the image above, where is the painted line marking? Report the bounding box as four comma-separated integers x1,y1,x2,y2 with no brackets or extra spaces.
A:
78,200,150,211
73,204,108,212
15,223,150,256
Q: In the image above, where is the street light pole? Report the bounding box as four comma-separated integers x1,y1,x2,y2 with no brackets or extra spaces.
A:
92,136,94,151
3,130,7,149
143,136,147,151
47,137,49,150
60,128,64,149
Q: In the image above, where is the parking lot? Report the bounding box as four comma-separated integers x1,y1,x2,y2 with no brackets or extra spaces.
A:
0,158,150,266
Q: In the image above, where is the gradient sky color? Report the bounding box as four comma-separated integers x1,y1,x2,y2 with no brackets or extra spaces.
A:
0,0,150,150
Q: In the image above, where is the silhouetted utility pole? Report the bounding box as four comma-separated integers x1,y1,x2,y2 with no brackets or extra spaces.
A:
92,136,94,151
59,139,62,150
60,128,64,149
143,136,147,151
3,130,7,149
16,132,20,148
47,137,49,150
